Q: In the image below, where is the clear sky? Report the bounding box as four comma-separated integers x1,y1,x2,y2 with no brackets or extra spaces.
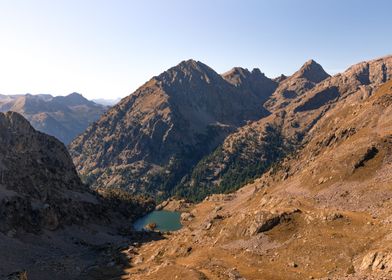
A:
0,0,391,99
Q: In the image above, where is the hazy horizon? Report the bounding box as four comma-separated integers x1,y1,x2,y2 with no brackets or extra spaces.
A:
0,0,391,99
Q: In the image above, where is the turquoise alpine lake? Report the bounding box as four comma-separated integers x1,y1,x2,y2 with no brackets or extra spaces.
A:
133,210,182,232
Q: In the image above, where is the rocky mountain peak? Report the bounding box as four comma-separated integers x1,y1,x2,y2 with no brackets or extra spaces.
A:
294,59,330,83
251,67,265,76
221,66,276,95
53,92,93,106
274,74,288,83
221,67,251,85
156,59,222,86
177,58,202,69
0,111,34,134
222,67,266,82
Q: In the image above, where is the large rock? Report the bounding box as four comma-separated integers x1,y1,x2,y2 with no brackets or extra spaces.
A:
360,251,392,272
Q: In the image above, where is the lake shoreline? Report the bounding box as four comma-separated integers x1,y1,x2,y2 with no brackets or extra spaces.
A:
133,210,183,232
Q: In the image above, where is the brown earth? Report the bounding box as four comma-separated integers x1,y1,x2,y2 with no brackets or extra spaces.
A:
118,77,392,279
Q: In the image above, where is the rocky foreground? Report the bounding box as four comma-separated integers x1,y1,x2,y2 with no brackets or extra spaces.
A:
119,80,392,279
0,112,154,280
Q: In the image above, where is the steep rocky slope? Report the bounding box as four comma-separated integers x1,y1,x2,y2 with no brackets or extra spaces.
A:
0,93,107,144
122,76,392,280
0,111,99,232
176,56,392,200
0,112,154,279
69,60,276,200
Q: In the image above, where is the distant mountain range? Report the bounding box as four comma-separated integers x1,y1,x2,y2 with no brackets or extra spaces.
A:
93,97,122,106
0,92,108,144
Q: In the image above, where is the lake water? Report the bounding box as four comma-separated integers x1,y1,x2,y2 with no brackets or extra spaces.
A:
133,210,182,232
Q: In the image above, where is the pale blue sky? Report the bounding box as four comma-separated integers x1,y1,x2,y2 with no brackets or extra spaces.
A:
0,0,391,99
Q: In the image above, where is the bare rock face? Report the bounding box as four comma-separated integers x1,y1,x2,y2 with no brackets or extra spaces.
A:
247,209,301,236
221,67,277,103
0,112,153,234
69,60,276,199
360,251,392,272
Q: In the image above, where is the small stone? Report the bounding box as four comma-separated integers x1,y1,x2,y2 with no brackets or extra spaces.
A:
288,262,298,268
346,264,355,274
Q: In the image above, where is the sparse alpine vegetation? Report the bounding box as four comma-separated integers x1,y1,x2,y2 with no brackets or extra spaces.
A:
70,56,392,203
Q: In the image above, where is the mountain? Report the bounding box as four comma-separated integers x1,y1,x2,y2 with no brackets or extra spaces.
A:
177,56,392,200
0,92,107,144
264,59,330,111
0,111,154,279
69,59,277,200
93,97,122,106
70,56,392,203
123,64,392,280
3,55,392,280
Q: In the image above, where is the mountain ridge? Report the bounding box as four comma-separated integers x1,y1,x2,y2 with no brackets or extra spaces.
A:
69,59,277,200
70,56,392,203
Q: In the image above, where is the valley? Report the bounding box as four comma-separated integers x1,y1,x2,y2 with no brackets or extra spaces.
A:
2,2,392,279
1,55,392,280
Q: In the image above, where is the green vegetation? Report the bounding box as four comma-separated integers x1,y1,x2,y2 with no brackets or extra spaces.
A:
174,124,295,202
98,188,155,221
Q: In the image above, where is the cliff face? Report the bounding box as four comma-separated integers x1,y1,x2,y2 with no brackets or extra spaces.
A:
0,111,153,234
0,112,91,232
0,111,155,279
69,60,276,199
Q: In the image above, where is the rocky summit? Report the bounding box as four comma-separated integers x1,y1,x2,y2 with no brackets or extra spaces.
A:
69,59,276,200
